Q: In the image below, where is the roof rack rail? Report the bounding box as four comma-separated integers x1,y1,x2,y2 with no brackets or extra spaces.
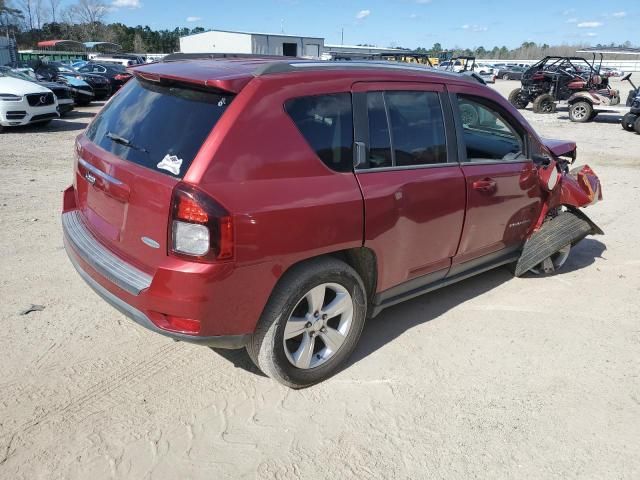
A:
162,52,294,63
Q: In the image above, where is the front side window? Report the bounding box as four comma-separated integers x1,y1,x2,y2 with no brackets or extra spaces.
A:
456,96,525,162
362,90,447,169
285,93,354,172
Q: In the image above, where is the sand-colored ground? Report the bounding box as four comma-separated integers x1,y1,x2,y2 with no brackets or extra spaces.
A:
0,79,638,479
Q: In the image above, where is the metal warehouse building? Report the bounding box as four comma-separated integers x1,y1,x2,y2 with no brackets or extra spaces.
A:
179,30,325,58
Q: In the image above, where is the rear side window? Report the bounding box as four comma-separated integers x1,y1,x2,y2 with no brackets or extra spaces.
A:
85,78,233,178
366,92,393,168
285,93,354,172
385,91,447,166
362,90,447,169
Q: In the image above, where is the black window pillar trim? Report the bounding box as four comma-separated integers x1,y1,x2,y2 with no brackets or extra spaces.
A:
439,90,461,164
352,92,369,169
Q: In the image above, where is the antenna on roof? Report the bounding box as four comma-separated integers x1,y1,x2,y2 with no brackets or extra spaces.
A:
280,19,284,34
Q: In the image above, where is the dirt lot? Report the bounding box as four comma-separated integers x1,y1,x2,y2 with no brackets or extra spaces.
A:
0,79,639,479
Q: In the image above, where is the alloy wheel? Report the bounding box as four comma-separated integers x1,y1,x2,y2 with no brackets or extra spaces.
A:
572,104,588,120
530,244,571,275
282,283,354,369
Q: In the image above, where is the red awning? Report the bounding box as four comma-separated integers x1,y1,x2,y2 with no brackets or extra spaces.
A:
36,40,85,50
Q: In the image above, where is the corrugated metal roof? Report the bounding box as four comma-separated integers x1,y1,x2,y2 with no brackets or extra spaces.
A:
181,29,324,40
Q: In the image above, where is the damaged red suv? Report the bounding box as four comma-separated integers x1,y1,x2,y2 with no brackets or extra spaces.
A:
62,58,603,388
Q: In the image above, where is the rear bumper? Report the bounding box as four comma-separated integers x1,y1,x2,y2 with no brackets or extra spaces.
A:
62,207,253,349
65,245,249,348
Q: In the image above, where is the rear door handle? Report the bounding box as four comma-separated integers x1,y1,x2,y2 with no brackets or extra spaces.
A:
472,178,497,193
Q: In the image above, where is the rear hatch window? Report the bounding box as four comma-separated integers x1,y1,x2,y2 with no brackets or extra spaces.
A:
85,78,233,178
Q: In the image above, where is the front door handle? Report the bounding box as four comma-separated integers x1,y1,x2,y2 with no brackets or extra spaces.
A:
472,178,497,193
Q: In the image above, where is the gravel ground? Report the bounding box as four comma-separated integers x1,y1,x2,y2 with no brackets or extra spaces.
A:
0,79,639,479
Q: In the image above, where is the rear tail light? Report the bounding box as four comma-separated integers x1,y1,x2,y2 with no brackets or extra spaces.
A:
114,74,130,81
169,183,233,262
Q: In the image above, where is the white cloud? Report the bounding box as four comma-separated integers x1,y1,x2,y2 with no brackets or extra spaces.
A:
355,9,370,20
562,8,575,15
586,32,597,37
409,13,418,19
566,18,578,23
416,0,432,3
612,11,626,18
112,0,141,8
462,24,487,32
577,21,603,28
186,16,202,22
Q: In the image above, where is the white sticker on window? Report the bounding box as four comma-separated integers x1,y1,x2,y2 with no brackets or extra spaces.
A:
157,154,183,175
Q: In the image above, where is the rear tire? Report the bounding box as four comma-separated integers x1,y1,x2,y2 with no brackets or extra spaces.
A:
622,113,638,131
532,94,556,114
634,117,640,134
247,257,367,389
503,74,510,80
568,101,593,123
508,88,528,109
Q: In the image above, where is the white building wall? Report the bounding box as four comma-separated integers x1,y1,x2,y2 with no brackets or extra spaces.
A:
251,35,323,57
179,31,252,54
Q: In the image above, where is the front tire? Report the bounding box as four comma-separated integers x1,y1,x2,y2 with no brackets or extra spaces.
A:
635,117,640,134
569,101,593,122
247,257,367,388
622,113,638,131
508,88,529,109
529,244,571,275
532,94,556,114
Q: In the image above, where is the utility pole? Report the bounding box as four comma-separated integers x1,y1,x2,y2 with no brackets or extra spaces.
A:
341,27,344,45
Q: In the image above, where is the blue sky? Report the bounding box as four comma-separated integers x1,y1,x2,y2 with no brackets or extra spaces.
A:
105,0,636,49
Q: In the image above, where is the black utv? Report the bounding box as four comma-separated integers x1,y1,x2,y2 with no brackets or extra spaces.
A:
621,74,640,134
508,56,606,114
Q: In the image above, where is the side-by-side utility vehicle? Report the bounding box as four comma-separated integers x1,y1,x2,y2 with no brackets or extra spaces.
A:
62,58,603,388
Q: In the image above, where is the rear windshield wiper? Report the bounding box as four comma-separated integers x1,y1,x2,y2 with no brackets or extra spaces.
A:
106,131,149,154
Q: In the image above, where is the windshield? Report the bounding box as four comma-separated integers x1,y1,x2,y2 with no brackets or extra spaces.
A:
85,78,234,178
0,67,36,83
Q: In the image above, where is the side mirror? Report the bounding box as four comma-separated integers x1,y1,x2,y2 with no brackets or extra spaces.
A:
532,153,552,166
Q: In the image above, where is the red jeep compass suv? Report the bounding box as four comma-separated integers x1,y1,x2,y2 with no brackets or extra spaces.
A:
62,58,602,388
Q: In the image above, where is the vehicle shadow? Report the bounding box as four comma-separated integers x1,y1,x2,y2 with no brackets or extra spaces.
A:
64,110,97,120
349,238,606,367
209,238,606,380
210,347,267,377
5,119,88,133
556,114,622,124
47,119,89,132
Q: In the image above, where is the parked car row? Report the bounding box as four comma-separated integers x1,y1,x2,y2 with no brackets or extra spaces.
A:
0,60,133,133
0,70,60,132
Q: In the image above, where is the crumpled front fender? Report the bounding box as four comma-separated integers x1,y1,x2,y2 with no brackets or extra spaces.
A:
560,165,602,208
